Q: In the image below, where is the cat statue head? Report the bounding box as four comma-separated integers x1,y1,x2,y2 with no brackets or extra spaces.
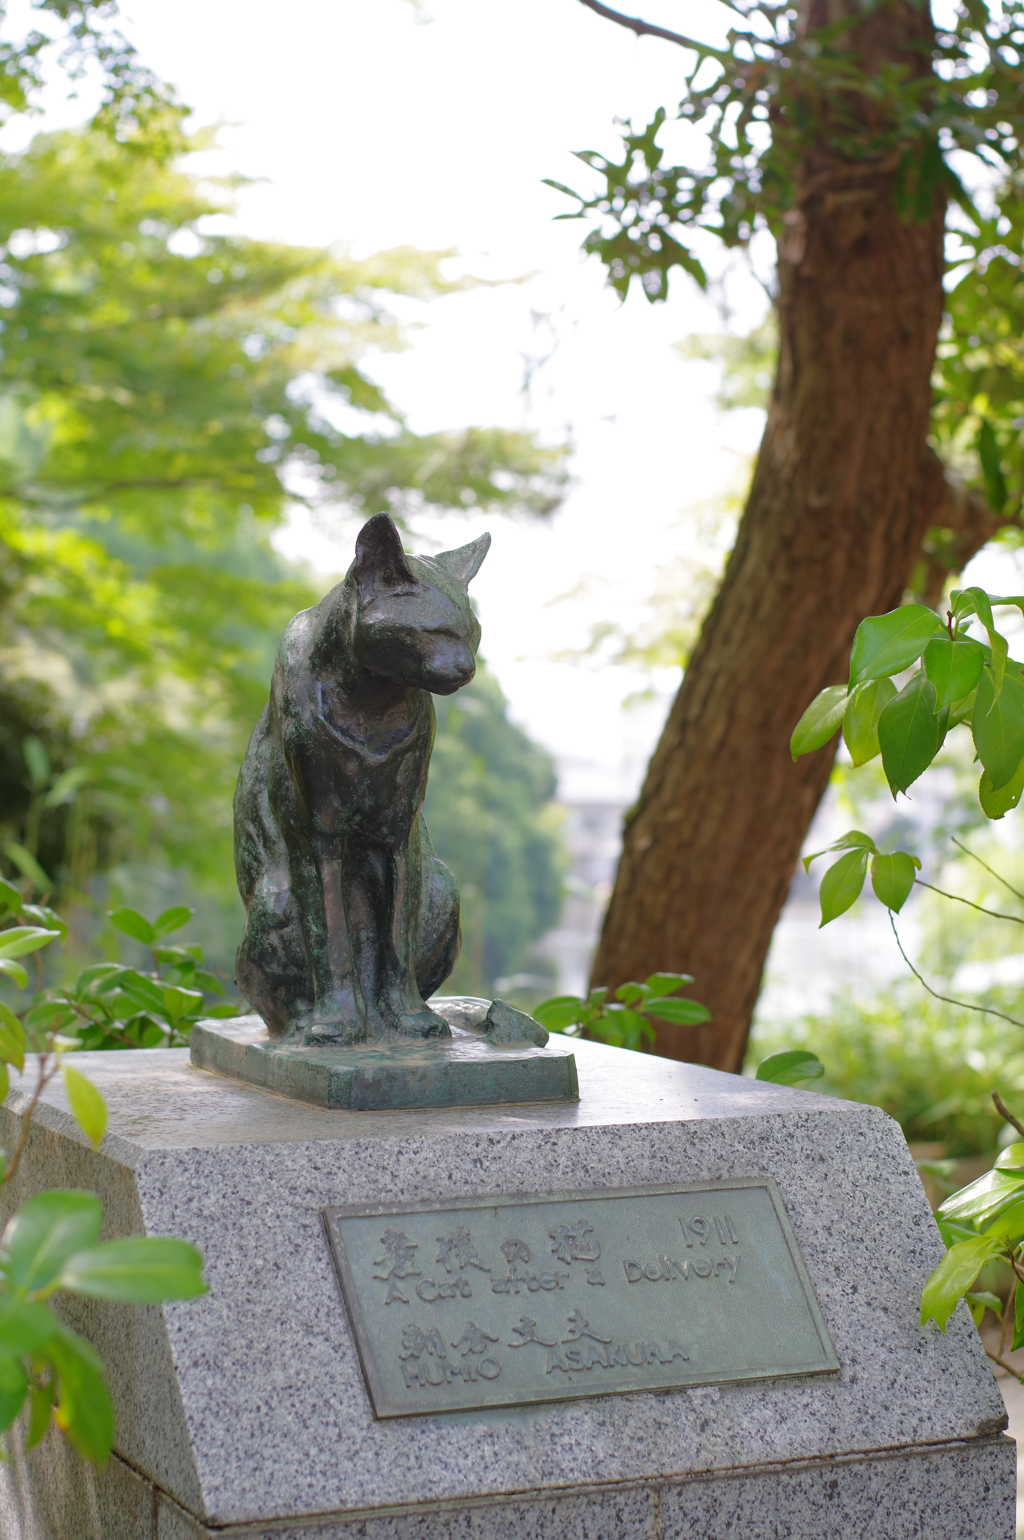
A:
345,512,490,695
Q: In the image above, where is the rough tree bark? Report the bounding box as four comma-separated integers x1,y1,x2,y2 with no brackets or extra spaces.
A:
589,0,988,1074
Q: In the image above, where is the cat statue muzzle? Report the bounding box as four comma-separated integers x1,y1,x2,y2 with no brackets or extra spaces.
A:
233,512,490,1045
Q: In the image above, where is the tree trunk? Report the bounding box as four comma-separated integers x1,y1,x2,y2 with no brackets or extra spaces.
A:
590,9,952,1071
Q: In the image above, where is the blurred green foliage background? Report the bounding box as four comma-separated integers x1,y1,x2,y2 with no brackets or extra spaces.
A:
0,110,567,998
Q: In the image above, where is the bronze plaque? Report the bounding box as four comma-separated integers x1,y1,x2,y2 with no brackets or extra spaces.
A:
323,1179,838,1418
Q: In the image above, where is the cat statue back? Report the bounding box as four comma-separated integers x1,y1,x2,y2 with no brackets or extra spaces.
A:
234,512,489,1044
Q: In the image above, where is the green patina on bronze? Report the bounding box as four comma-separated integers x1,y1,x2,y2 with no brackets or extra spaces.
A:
323,1179,839,1418
192,1006,576,1111
204,515,574,1109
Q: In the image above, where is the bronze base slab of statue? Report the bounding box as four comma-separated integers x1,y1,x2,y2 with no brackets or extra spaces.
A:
191,997,578,1112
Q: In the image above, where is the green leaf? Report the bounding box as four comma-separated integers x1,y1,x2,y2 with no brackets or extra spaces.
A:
755,1050,825,1086
162,986,203,1023
26,1381,54,1449
948,687,978,729
790,684,848,759
118,971,168,1014
937,1215,978,1249
966,1290,1003,1326
959,588,1010,697
107,907,156,946
0,1001,26,1071
984,1195,1024,1245
0,879,22,915
972,663,1024,790
842,677,897,765
153,906,193,939
818,848,869,926
0,959,28,988
0,1298,58,1358
0,1064,9,1102
921,1233,1007,1330
978,419,1008,513
939,1167,1024,1228
24,1001,78,1036
644,996,711,1025
192,969,225,996
533,996,586,1031
0,1190,102,1294
870,851,920,913
22,735,49,790
802,830,877,872
72,963,126,995
0,1355,27,1432
923,635,986,707
63,1067,106,1150
995,1143,1024,1172
58,1237,207,1304
42,765,88,810
878,673,944,796
848,605,943,687
0,926,60,959
599,1004,651,1049
979,752,1024,819
47,1325,114,1467
20,904,67,939
614,982,645,1005
3,842,52,895
643,971,694,994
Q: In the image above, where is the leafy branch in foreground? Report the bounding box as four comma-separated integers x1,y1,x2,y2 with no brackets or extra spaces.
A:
554,0,1023,299
792,587,1024,813
754,1050,825,1087
535,974,824,1085
0,909,207,1464
0,883,239,1052
793,589,1024,1365
535,973,710,1052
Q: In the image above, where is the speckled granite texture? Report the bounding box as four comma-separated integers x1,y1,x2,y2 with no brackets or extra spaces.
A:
0,1036,1014,1538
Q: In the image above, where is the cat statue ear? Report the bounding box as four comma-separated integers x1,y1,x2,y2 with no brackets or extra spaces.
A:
435,532,491,587
353,513,416,588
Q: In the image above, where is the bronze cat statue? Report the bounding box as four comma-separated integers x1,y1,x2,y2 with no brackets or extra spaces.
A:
234,512,490,1045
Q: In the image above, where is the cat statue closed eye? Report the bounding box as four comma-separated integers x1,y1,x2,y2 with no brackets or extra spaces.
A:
233,512,489,1044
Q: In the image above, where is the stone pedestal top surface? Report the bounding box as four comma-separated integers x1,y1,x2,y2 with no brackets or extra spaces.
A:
0,1037,1010,1532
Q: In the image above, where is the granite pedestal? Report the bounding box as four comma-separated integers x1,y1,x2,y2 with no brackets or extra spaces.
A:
0,1036,1014,1539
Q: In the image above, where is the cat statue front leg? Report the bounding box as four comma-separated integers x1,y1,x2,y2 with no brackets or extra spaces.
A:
334,836,449,1043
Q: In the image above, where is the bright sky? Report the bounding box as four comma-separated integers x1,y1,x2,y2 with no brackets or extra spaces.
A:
97,0,769,791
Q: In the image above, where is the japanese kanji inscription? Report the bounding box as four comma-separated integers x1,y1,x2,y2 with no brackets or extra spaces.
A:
323,1179,839,1417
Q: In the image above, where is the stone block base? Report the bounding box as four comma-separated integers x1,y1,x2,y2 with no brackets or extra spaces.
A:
1,1433,1014,1539
0,1037,1014,1539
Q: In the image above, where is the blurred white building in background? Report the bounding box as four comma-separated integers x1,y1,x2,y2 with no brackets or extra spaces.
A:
531,692,939,1018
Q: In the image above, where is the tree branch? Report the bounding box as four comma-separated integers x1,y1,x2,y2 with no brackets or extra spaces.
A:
914,446,1006,607
993,1091,1024,1140
952,837,1024,905
577,0,693,48
889,913,1024,1031
913,877,1024,926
